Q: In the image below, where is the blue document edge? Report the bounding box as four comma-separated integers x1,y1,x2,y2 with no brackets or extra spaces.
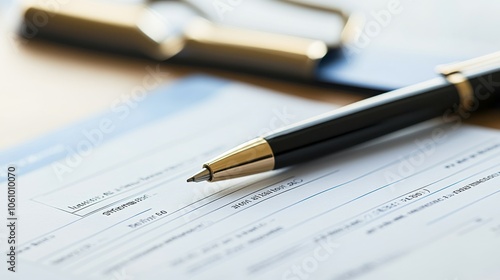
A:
0,75,228,180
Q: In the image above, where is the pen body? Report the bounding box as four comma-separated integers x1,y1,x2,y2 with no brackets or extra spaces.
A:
266,68,500,168
267,77,457,168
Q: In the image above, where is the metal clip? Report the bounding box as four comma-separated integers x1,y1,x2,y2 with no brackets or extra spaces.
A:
437,51,500,76
20,0,361,78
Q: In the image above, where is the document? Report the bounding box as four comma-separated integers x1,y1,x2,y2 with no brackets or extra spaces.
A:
1,76,500,280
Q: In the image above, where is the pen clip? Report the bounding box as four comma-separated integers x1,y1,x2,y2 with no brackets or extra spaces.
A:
436,51,500,76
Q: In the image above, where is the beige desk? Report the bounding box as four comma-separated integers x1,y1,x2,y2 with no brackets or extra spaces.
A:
0,23,498,150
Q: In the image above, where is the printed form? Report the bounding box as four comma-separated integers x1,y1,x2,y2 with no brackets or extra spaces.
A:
1,76,500,280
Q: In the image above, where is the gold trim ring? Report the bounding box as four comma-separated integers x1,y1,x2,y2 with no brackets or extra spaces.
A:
443,72,475,112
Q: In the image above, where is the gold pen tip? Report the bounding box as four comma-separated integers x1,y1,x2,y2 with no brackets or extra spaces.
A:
187,168,211,183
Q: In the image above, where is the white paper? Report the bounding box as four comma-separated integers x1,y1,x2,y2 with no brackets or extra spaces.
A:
1,77,500,280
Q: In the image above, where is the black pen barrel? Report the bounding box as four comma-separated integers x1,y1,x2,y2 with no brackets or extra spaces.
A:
266,77,459,169
266,65,500,169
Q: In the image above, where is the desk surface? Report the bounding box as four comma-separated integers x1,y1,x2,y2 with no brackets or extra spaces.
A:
1,22,499,150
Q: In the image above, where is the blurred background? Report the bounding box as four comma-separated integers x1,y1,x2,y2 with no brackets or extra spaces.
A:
1,0,500,149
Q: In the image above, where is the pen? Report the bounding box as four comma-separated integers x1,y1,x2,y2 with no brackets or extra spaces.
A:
187,51,500,183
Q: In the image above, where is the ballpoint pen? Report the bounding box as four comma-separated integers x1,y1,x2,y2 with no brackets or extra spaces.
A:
187,51,500,183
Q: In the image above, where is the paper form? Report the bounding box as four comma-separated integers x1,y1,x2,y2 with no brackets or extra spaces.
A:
1,76,500,280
